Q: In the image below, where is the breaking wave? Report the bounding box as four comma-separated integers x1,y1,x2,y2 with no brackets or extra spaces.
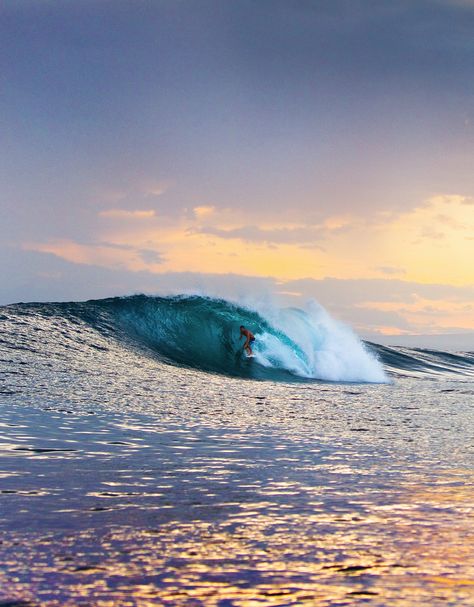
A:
2,295,472,383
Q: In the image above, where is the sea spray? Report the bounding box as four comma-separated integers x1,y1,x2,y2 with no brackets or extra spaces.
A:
242,298,388,382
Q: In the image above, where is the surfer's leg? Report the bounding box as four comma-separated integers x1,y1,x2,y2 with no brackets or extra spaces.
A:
248,338,255,355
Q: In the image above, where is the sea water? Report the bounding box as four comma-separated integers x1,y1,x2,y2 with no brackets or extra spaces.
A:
0,295,473,606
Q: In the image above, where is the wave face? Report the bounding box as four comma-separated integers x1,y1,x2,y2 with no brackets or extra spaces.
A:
93,295,388,383
3,295,472,383
2,295,388,383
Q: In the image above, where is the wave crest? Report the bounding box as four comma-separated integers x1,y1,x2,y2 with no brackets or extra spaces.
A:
91,295,388,383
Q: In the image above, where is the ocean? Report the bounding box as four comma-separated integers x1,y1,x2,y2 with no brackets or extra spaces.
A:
1,295,473,606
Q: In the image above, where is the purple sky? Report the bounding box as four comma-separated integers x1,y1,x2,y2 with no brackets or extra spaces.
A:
1,1,473,345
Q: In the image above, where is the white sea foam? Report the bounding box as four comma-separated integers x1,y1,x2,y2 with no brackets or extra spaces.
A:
244,298,388,383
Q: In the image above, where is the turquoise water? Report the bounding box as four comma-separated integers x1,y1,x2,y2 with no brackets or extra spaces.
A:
0,295,473,605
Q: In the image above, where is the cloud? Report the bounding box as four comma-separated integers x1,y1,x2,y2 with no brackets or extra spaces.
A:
98,209,156,219
443,1,474,8
374,193,474,285
375,266,406,276
193,206,215,218
356,295,474,333
417,226,446,241
429,194,471,205
285,277,474,306
138,248,165,264
21,190,473,289
23,239,165,272
144,183,168,198
196,224,326,247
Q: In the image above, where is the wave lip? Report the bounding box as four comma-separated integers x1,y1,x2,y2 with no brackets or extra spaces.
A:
88,295,389,383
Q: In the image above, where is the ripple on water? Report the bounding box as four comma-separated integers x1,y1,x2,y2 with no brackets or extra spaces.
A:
0,404,473,606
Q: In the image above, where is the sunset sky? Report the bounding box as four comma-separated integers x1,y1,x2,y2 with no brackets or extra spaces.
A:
2,0,473,343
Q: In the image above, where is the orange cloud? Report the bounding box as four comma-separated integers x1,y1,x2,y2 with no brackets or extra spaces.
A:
359,296,474,331
24,193,474,318
29,192,472,290
193,205,215,218
23,239,164,272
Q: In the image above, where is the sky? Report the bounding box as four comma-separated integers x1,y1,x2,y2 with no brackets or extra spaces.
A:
1,0,473,345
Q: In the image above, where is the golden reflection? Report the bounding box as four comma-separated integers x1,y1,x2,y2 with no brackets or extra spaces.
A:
1,470,472,606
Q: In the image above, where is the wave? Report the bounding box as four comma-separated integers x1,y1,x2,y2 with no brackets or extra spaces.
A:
1,295,387,383
368,342,474,378
88,295,389,383
2,295,472,383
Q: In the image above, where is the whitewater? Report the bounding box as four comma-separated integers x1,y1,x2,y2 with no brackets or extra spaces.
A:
1,294,473,606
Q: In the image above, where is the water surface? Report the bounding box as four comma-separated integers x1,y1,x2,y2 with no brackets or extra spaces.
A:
0,296,473,605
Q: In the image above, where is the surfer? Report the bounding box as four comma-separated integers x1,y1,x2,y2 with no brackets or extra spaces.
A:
240,325,255,356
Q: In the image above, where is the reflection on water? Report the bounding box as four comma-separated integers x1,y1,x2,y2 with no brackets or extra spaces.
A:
1,303,473,605
0,405,473,606
2,500,474,606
